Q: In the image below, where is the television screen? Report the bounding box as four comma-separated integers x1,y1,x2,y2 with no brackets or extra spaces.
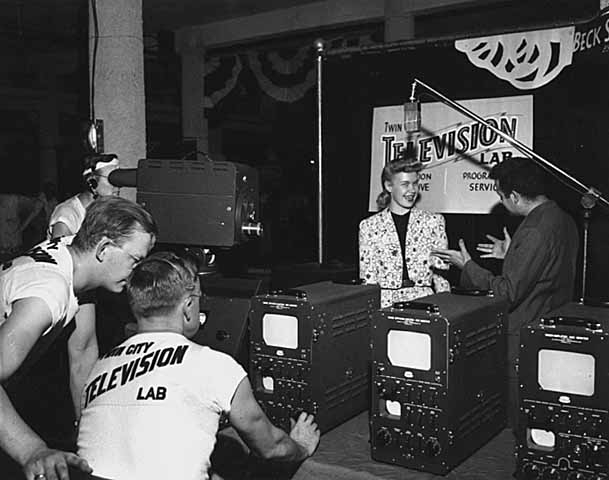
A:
262,376,274,393
538,349,594,396
387,330,431,371
262,313,298,349
528,428,555,451
385,400,401,417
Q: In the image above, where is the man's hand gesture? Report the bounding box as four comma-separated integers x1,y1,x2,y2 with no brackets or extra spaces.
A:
431,239,472,270
476,227,511,260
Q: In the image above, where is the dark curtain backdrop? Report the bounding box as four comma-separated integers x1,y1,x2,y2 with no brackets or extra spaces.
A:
206,56,318,268
322,42,609,299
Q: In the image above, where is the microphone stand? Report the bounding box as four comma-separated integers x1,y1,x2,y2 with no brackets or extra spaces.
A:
579,189,600,302
411,78,609,304
315,39,324,265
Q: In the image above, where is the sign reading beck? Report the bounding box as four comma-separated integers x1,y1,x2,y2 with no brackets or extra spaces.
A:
369,95,533,214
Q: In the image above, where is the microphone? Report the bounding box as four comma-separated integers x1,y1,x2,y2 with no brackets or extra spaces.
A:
404,81,421,133
580,188,601,221
108,168,137,188
581,192,598,210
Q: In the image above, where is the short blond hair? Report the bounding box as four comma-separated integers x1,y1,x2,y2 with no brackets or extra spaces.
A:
127,252,199,319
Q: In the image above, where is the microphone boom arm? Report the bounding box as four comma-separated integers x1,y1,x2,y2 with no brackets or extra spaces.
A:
412,78,609,210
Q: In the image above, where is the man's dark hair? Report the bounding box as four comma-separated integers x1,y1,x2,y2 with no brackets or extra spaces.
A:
490,157,547,199
71,196,157,252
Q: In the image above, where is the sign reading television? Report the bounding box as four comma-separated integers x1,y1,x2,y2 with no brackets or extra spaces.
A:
369,95,533,214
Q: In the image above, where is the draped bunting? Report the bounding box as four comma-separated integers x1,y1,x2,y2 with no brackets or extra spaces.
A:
204,48,315,107
266,46,310,74
247,51,316,103
455,27,575,90
204,57,221,76
203,55,242,108
203,32,380,107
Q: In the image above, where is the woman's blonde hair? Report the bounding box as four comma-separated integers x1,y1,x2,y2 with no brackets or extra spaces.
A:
376,154,422,210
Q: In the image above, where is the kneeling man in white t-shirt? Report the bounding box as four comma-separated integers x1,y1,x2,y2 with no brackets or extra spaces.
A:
77,251,320,480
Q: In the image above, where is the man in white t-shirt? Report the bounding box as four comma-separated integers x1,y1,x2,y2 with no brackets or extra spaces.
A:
46,155,123,406
77,252,320,480
0,196,157,480
48,154,120,240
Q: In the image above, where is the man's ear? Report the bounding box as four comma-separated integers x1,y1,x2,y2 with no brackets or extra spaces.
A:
509,191,520,204
95,237,113,263
182,296,194,322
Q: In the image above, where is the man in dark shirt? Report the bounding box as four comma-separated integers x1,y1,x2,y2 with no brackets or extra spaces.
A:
432,157,579,427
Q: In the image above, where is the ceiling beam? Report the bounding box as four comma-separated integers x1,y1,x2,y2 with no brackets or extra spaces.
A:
176,0,386,51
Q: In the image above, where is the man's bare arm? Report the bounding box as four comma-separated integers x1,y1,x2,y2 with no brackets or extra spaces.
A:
0,298,91,480
228,377,319,462
0,299,50,464
67,303,99,418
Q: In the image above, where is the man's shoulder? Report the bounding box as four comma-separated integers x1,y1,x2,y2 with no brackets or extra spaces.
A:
0,254,72,327
55,195,79,208
524,201,576,231
194,343,242,366
51,195,83,218
2,260,71,297
2,241,71,277
22,238,73,267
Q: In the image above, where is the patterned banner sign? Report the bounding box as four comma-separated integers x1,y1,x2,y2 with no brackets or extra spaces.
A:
455,27,574,90
368,95,533,214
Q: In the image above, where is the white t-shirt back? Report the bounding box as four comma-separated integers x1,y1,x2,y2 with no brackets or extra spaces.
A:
77,332,247,480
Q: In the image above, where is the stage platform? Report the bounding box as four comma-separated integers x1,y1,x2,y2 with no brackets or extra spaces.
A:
213,411,516,480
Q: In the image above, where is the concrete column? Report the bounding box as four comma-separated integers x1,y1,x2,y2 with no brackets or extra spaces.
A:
385,0,415,42
176,33,208,155
89,0,145,201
